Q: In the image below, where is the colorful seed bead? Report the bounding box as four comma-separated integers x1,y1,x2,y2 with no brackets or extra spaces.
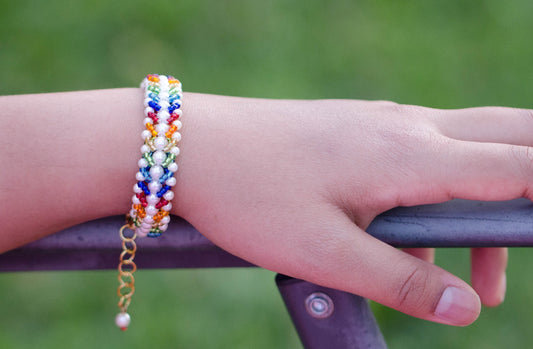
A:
129,74,183,238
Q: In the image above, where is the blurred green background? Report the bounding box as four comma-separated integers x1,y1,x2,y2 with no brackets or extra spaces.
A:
1,0,533,348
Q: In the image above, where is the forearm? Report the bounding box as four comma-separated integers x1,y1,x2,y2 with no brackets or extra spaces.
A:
0,88,219,252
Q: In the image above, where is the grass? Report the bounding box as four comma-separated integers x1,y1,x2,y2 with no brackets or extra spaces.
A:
1,0,533,348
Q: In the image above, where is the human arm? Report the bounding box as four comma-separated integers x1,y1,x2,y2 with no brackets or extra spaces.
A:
1,88,526,325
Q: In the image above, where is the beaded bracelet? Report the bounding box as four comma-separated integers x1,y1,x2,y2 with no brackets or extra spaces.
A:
115,74,183,331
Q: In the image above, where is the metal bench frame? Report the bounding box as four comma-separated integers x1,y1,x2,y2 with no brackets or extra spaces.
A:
2,199,532,348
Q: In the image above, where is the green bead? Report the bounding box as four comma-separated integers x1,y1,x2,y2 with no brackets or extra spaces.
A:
143,152,155,166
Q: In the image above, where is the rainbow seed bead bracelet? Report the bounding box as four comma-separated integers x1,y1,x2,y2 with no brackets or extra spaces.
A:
115,74,183,331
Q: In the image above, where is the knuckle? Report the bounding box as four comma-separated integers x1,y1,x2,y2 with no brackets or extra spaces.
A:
395,263,433,311
508,145,533,197
516,108,533,123
509,145,533,178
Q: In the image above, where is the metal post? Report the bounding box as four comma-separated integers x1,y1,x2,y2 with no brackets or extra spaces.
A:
276,274,387,349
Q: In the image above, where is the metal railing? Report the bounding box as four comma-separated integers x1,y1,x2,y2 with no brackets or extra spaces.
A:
1,198,532,349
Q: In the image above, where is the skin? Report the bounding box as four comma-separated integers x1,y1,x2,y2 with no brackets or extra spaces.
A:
2,88,527,326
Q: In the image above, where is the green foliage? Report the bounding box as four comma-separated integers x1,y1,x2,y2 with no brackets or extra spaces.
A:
1,0,532,348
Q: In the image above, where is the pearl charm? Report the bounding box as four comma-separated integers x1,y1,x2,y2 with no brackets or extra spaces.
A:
146,205,158,216
115,312,131,331
172,132,182,142
140,144,150,154
138,158,148,168
154,136,168,150
170,146,180,156
147,194,159,205
156,123,169,134
168,162,178,172
148,181,162,192
149,165,164,180
163,191,174,201
141,130,152,140
152,150,166,165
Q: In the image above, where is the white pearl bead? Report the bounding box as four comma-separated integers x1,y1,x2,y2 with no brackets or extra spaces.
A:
141,130,152,140
143,98,152,107
136,228,148,238
155,123,169,134
172,132,182,142
144,216,154,224
159,224,168,232
166,177,177,186
144,107,154,116
147,194,159,205
115,312,131,330
152,150,166,165
129,209,136,217
163,191,174,201
141,144,151,154
143,117,153,125
132,195,140,205
159,100,170,109
158,110,170,120
133,184,142,193
146,205,158,216
138,158,148,168
173,120,182,130
135,172,145,181
161,215,171,224
175,109,183,116
153,136,168,150
141,222,152,229
160,92,169,99
148,181,162,192
149,165,164,180
162,203,172,212
159,75,168,83
170,147,180,156
168,163,178,172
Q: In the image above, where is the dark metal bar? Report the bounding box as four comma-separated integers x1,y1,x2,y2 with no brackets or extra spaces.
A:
367,198,533,247
276,274,387,349
0,215,252,272
1,199,532,272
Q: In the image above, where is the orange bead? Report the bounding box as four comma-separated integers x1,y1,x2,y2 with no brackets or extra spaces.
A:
146,123,158,137
165,125,177,138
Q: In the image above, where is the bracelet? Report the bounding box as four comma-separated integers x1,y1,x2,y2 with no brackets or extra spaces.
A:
115,74,183,331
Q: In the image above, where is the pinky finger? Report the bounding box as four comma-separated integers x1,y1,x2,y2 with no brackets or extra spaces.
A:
471,247,507,307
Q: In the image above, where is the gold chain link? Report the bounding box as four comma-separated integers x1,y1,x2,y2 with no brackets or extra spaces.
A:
118,223,137,313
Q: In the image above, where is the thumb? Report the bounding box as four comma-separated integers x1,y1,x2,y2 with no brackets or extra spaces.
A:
303,213,481,326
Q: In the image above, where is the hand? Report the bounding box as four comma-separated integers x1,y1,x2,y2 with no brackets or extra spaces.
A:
175,95,528,326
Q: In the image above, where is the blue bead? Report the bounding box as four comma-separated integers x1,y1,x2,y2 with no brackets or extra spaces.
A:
148,92,160,102
157,185,170,197
148,101,161,111
140,167,152,182
159,171,173,184
138,181,150,195
147,231,162,238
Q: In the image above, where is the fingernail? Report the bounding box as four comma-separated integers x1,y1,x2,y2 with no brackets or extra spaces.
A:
434,287,481,326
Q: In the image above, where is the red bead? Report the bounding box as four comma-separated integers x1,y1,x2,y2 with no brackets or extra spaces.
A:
148,112,159,123
155,199,169,209
168,113,179,123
